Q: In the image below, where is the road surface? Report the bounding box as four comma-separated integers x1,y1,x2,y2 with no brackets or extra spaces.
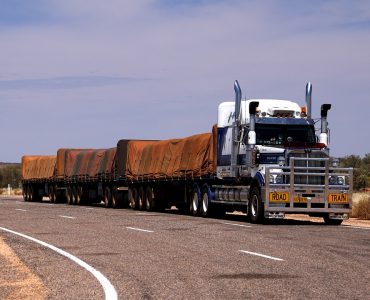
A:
0,196,369,299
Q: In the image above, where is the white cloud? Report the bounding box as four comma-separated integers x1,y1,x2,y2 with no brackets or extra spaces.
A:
0,0,370,161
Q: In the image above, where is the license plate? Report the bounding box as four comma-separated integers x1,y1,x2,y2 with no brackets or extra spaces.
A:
294,197,308,203
269,192,289,202
328,193,348,203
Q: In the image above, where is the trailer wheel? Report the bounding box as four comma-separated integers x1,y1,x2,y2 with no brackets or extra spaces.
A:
190,185,200,216
112,186,120,209
23,186,28,201
323,214,343,225
248,187,264,223
76,186,83,205
201,187,210,217
129,187,138,210
138,186,146,210
67,187,73,205
104,186,112,208
145,186,154,211
72,186,78,205
49,186,55,203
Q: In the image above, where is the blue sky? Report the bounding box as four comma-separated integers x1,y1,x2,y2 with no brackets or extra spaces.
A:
1,0,370,162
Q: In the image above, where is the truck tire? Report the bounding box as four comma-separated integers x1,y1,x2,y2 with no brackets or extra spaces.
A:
248,187,264,223
72,186,78,205
145,186,154,211
138,186,145,210
112,186,121,209
76,186,84,205
129,187,138,210
190,185,200,216
323,214,343,225
49,186,55,203
67,187,73,205
22,186,27,201
104,186,112,208
23,186,29,201
201,187,210,217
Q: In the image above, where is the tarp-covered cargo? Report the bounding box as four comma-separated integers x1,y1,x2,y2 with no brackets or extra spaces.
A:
116,139,157,179
64,148,116,181
126,127,217,180
22,155,56,181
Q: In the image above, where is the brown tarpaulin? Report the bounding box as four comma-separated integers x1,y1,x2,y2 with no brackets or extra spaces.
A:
126,126,217,180
21,155,56,180
63,148,116,180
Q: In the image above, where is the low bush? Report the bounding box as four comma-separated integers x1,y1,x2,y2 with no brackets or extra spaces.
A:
351,193,370,220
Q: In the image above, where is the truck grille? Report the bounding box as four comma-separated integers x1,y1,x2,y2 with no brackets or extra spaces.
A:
287,151,328,185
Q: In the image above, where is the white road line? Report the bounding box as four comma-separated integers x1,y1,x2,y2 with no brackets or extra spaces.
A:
239,250,284,261
0,226,117,300
15,209,27,212
126,226,154,233
59,215,76,219
222,222,252,228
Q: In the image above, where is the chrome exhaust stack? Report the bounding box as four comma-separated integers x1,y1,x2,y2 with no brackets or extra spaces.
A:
305,82,312,118
248,101,259,145
320,104,331,146
231,80,242,177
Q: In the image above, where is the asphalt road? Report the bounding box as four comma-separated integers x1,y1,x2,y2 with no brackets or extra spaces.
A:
0,196,369,299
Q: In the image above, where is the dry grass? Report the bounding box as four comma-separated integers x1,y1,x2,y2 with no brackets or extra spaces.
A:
352,193,370,220
0,188,22,196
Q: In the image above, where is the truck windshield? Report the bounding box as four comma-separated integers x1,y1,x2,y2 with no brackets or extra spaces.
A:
255,124,316,146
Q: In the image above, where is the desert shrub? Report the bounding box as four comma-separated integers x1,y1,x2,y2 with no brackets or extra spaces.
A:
351,193,370,219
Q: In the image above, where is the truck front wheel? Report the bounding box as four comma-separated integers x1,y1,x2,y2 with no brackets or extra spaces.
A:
323,214,343,225
248,187,264,223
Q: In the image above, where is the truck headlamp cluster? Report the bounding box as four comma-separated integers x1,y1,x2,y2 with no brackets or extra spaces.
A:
278,156,285,167
329,175,345,185
269,174,284,184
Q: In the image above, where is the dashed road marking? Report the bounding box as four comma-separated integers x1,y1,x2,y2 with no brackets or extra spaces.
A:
0,226,118,300
126,226,154,233
222,222,252,228
59,215,76,219
239,250,284,261
15,209,27,212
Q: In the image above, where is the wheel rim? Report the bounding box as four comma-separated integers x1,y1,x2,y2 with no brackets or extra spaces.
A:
202,193,208,215
146,188,151,211
68,188,73,204
192,193,198,212
139,188,144,210
105,187,111,207
130,188,137,209
251,194,258,217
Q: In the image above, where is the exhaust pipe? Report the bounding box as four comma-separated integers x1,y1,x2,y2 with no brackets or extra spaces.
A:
231,80,242,177
234,80,242,123
320,104,331,145
248,101,259,145
305,82,312,118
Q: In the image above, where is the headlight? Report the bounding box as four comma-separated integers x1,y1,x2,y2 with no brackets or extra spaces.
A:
329,176,337,185
337,176,345,185
275,174,284,184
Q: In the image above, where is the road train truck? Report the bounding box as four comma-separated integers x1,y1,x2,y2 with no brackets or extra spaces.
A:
201,80,353,224
21,81,353,225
